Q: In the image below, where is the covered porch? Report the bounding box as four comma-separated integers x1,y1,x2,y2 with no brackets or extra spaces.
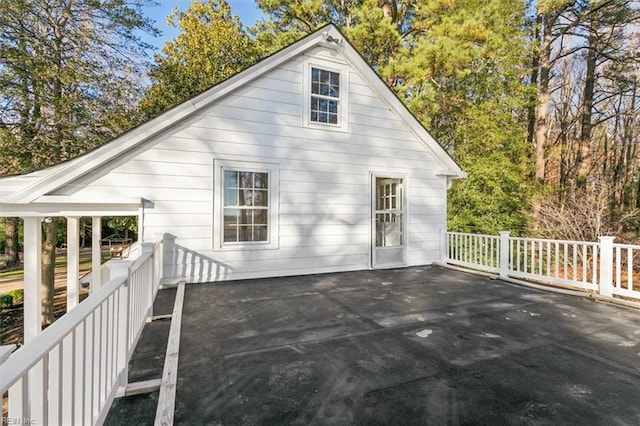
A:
0,199,151,343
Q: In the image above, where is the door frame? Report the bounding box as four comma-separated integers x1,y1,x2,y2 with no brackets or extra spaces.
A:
370,172,408,269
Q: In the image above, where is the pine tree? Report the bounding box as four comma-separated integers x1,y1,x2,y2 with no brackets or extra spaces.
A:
0,0,157,324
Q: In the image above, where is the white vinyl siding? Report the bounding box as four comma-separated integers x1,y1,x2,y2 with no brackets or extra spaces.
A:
53,48,448,283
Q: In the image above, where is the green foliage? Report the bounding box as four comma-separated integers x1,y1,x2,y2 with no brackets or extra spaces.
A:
0,294,13,310
104,216,138,240
8,289,23,304
0,0,157,176
141,0,259,117
251,0,539,233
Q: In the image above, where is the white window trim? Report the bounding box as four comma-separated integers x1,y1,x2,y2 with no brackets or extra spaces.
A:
213,159,279,250
303,56,349,132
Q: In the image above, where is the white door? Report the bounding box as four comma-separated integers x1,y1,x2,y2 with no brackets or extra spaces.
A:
372,176,406,268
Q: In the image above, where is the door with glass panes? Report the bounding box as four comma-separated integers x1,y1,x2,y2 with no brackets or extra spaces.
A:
372,176,406,267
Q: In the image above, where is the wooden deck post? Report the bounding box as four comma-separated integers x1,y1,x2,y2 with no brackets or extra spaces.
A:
91,216,102,292
66,216,80,311
439,228,448,264
23,217,42,342
499,231,511,278
598,236,615,297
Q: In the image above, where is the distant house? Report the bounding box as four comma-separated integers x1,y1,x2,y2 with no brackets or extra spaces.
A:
0,25,465,284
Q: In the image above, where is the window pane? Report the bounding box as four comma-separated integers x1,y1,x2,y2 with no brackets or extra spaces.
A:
224,188,236,206
239,209,252,225
224,170,237,188
239,172,253,188
376,213,403,247
224,227,237,242
223,209,238,242
223,171,238,206
254,226,268,242
224,208,238,224
238,226,251,242
238,189,252,206
330,71,339,87
254,173,268,189
318,98,328,112
254,189,268,207
254,209,268,225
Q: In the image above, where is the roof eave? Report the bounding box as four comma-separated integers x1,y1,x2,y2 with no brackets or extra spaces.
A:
5,25,344,204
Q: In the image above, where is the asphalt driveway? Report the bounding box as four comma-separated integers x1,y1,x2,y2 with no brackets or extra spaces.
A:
171,266,640,425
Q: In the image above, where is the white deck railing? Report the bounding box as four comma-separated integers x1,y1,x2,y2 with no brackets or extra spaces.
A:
444,231,640,301
0,240,164,425
613,243,640,299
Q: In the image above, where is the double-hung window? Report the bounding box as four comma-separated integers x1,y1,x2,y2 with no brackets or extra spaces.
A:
214,160,279,249
310,68,340,125
304,58,349,131
223,170,269,242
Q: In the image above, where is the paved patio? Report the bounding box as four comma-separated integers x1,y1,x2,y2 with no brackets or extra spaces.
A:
107,265,640,425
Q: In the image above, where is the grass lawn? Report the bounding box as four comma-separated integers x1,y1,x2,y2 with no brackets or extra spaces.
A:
0,252,96,281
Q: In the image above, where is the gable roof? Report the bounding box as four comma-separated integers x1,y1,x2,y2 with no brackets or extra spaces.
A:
1,24,465,204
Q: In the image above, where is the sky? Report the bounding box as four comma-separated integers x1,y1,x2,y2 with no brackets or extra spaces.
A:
141,1,265,51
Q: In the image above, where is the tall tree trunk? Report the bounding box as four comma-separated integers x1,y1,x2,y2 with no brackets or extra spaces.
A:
629,81,639,209
527,13,542,146
40,16,66,326
4,217,20,267
42,218,57,326
534,11,553,182
577,28,597,187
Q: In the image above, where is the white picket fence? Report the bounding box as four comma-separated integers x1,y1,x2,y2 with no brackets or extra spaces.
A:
0,240,164,425
444,231,640,301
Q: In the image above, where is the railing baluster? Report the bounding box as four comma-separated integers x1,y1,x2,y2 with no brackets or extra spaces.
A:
62,332,74,424
30,357,47,425
554,242,559,279
8,375,28,420
572,244,578,282
627,248,633,291
48,343,61,424
86,314,94,425
75,323,85,424
95,309,103,421
592,245,598,285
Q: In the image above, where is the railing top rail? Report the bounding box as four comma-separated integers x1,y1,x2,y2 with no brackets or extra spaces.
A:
508,236,599,246
446,232,498,239
612,242,640,250
0,274,128,392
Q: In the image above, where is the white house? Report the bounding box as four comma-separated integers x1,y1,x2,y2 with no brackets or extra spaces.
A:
0,25,465,291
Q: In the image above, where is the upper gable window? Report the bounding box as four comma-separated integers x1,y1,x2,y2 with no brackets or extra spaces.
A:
310,68,340,125
303,57,349,132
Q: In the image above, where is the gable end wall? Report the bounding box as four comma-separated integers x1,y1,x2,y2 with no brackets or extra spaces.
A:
58,49,449,283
